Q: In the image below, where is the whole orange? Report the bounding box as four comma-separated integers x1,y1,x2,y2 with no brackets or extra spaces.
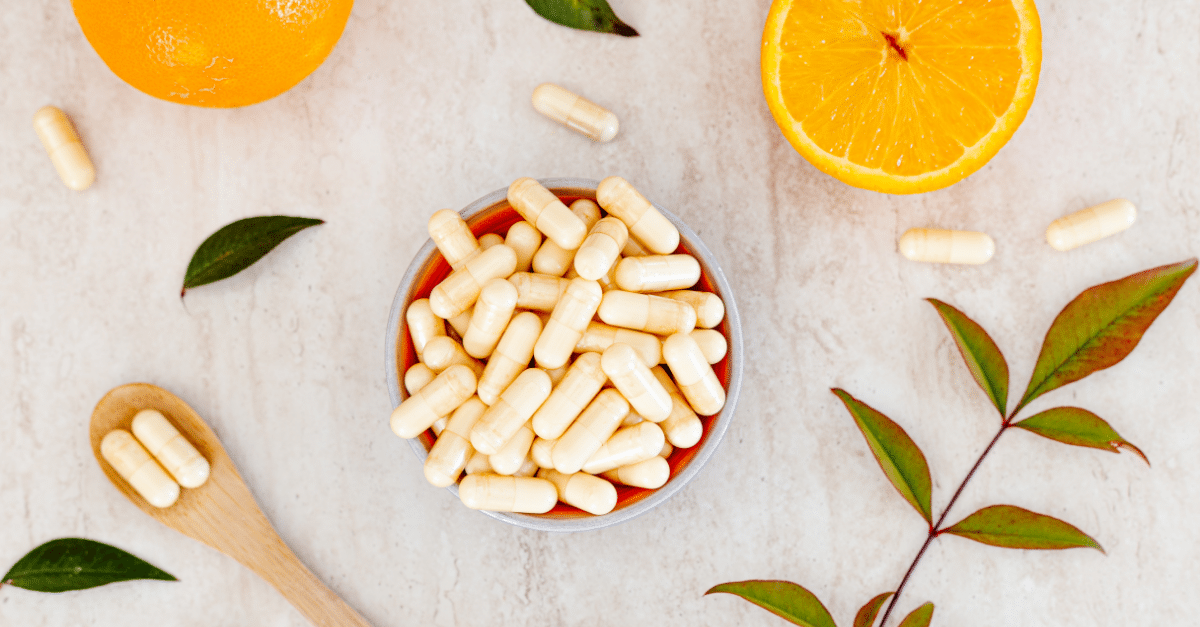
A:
72,0,353,108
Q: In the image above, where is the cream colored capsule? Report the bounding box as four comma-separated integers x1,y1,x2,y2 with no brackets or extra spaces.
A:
601,456,670,489
478,233,504,249
431,417,448,436
391,365,477,438
663,333,725,416
470,368,553,455
1046,199,1137,251
463,278,519,359
100,429,179,508
459,474,557,514
538,468,617,515
552,389,629,474
421,336,484,379
614,255,701,292
429,244,518,319
424,397,487,487
508,272,571,311
506,221,543,272
531,83,620,143
404,363,437,395
531,436,557,468
575,322,662,367
582,422,665,474
899,228,994,265
446,311,472,339
601,344,672,422
545,363,570,386
477,312,542,405
465,450,492,475
566,259,619,292
654,290,725,328
428,209,480,271
598,290,697,335
406,299,445,358
531,199,602,276
596,177,680,254
514,455,539,477
33,106,94,191
490,421,536,475
534,278,603,369
131,409,210,489
507,178,587,250
574,217,629,281
659,441,674,458
622,237,650,257
651,366,703,448
687,329,727,364
621,411,646,427
532,352,606,439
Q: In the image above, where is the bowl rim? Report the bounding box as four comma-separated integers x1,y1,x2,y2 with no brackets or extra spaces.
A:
385,177,743,532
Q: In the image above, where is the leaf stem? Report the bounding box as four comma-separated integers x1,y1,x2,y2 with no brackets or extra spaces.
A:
876,424,1009,627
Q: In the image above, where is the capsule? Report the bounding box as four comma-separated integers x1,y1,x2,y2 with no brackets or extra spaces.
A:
596,177,680,254
391,365,477,438
573,217,629,281
131,409,210,489
459,474,557,513
406,299,445,358
534,278,603,369
463,279,519,359
532,352,606,439
421,336,484,379
532,199,602,276
508,272,571,312
575,322,662,367
431,417,448,436
687,329,727,364
531,83,620,143
404,362,437,395
659,441,674,458
507,178,587,250
537,468,617,515
428,209,481,271
544,363,570,386
464,450,493,475
470,368,553,455
1046,199,1137,251
898,228,994,265
531,436,558,468
598,291,697,335
601,344,672,422
601,456,670,489
100,429,180,508
506,221,543,272
614,255,701,292
478,233,505,250
490,421,536,475
552,389,630,474
622,237,650,258
477,312,542,405
513,455,540,477
33,106,95,191
446,311,472,339
621,411,646,427
662,333,725,416
423,397,487,487
429,244,518,319
651,366,703,448
582,422,665,474
654,290,724,328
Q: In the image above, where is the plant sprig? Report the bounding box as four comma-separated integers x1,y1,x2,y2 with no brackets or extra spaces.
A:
707,258,1196,626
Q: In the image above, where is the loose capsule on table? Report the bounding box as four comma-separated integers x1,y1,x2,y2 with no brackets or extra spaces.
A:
459,474,558,514
574,217,629,281
534,278,603,369
532,199,601,276
463,278,518,359
596,177,680,254
100,429,180,508
406,299,445,358
391,364,477,438
33,106,95,191
601,343,672,422
508,178,588,250
598,290,697,336
898,228,994,265
538,468,617,516
428,209,481,271
131,409,210,489
531,351,607,440
477,312,542,405
424,397,488,487
470,368,552,455
531,83,620,143
662,333,726,416
615,255,701,292
505,221,543,272
1046,199,1137,251
429,244,518,319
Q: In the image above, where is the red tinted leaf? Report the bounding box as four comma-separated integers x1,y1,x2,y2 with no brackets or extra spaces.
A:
1014,407,1148,465
853,592,893,627
897,602,934,627
706,580,837,627
943,504,1104,552
927,299,1009,418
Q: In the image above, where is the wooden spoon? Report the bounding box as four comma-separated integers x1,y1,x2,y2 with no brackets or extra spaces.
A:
89,382,373,627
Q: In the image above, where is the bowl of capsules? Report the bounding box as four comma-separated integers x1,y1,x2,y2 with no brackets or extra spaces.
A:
384,177,743,532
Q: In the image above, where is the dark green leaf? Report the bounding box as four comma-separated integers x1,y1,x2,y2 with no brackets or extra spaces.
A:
1014,406,1148,465
182,216,324,296
1014,258,1197,414
832,389,933,524
897,602,934,627
943,505,1104,552
706,580,837,627
2,538,176,593
927,299,1009,418
524,0,639,36
853,592,893,627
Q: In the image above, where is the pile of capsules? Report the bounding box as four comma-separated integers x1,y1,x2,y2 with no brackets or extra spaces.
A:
390,177,728,516
100,410,211,508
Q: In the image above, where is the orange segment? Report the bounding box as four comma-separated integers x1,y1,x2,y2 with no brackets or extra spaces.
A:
762,0,1041,194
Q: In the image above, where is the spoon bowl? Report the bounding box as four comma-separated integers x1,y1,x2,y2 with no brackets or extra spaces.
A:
89,382,372,627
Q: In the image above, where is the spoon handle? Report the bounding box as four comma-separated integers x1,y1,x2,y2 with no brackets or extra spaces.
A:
241,532,374,627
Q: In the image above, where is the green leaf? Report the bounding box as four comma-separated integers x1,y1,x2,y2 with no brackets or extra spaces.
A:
942,505,1104,552
832,389,933,524
1014,406,1149,465
1014,258,1197,415
897,602,934,627
2,538,176,593
524,0,639,36
182,216,324,296
706,580,837,627
853,592,893,627
927,299,1009,418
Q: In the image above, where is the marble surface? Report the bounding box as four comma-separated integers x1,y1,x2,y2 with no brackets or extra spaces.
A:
2,1,1199,625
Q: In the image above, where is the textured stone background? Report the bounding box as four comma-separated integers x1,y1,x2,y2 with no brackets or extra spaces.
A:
2,1,1198,625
